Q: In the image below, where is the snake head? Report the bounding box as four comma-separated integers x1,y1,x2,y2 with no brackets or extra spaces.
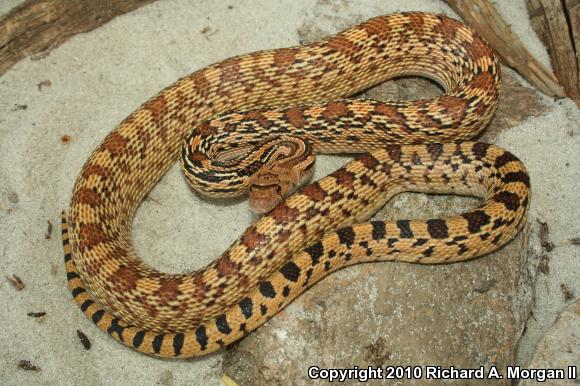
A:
249,171,285,214
248,136,316,214
249,157,315,214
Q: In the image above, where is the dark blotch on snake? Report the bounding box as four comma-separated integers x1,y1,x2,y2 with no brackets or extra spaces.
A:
80,299,94,312
502,171,530,187
216,314,232,334
494,152,519,168
107,318,125,341
462,210,491,233
282,286,290,297
239,297,253,319
304,241,324,265
426,219,449,239
493,191,521,211
132,331,145,349
337,226,356,246
371,221,386,240
152,334,164,354
259,281,276,298
396,220,414,238
195,326,209,351
173,333,185,356
279,261,301,282
72,287,86,298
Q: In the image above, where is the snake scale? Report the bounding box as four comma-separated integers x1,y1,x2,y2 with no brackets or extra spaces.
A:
62,12,530,358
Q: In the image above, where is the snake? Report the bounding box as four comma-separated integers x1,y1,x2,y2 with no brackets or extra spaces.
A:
62,12,530,358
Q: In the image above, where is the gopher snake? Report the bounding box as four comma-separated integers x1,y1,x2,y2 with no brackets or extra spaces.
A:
62,12,530,358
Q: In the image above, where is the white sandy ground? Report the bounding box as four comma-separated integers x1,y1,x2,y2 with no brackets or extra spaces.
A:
0,0,578,385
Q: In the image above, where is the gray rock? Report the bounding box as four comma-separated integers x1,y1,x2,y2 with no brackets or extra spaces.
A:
521,300,579,385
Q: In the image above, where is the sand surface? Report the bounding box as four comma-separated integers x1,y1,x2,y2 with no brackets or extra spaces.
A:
0,0,578,385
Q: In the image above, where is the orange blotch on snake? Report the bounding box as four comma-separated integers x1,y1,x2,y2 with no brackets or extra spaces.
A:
216,253,240,276
145,96,168,119
156,280,181,305
434,15,462,38
100,132,129,157
439,96,468,123
80,164,109,180
269,203,300,224
219,58,242,83
358,153,379,169
245,110,271,128
331,169,356,188
321,101,349,119
110,265,141,292
78,224,109,250
241,227,270,250
284,107,306,129
471,71,495,91
326,35,358,56
301,183,327,201
74,188,101,207
273,48,298,69
361,17,390,38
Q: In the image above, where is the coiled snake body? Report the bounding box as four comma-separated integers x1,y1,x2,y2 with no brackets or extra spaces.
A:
62,12,530,358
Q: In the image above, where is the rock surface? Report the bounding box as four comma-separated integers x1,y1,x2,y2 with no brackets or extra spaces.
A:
521,300,579,385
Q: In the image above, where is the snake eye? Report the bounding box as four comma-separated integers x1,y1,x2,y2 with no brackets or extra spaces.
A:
276,185,282,194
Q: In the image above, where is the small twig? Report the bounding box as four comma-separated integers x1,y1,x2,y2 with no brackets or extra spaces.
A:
27,312,46,318
201,26,219,40
144,194,161,205
527,0,580,104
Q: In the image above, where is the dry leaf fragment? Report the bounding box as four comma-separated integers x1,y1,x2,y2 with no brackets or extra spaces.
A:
538,255,550,274
37,79,52,91
45,220,53,239
17,360,40,371
538,220,555,252
77,330,91,350
560,283,575,302
7,274,25,290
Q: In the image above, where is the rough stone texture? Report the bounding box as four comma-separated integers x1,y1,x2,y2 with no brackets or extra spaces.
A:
521,300,579,385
